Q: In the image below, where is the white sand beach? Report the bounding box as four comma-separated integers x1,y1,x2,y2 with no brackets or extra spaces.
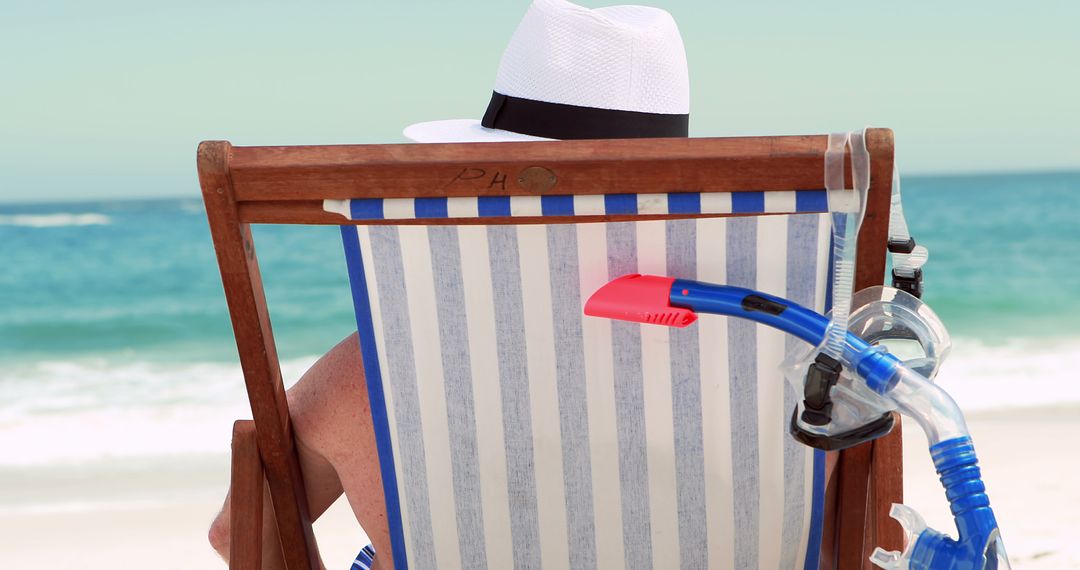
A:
1,405,1076,568
0,455,368,569
902,405,1080,569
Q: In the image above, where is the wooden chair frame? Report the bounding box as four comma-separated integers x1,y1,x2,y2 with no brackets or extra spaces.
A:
199,130,902,570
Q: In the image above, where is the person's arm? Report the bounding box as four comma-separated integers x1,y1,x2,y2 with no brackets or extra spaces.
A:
209,333,392,569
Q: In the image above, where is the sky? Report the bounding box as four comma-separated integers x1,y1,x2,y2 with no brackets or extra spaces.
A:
1,0,1077,202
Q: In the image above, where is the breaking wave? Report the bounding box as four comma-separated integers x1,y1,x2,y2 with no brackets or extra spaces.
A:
0,213,112,227
3,336,1080,466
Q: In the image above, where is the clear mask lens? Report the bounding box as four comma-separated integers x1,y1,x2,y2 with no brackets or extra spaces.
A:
847,286,951,380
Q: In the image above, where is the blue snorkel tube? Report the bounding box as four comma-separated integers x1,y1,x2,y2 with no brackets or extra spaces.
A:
585,274,1010,570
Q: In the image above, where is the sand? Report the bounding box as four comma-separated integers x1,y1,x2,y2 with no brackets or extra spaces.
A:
2,406,1076,568
0,455,367,569
902,405,1080,569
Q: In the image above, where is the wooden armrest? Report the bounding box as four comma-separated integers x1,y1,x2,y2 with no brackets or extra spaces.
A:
231,420,264,570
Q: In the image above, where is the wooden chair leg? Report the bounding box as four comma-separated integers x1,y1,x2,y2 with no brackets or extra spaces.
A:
834,417,905,569
231,420,263,570
836,441,874,569
871,426,904,555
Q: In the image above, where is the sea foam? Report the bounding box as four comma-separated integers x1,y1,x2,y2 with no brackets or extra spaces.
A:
0,213,111,227
932,336,1080,411
1,338,1078,466
0,356,318,467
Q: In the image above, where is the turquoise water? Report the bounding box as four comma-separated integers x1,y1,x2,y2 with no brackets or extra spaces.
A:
3,172,1077,364
1,172,1078,464
900,172,1080,341
1,200,356,364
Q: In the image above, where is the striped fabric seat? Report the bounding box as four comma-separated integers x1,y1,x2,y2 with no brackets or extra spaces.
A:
341,213,832,569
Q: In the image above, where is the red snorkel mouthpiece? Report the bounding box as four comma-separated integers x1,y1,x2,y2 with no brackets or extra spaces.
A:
584,274,698,328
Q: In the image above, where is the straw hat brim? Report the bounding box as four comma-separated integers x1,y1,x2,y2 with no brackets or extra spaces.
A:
403,119,554,143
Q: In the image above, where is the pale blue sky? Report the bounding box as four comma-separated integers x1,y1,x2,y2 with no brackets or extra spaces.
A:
1,0,1077,202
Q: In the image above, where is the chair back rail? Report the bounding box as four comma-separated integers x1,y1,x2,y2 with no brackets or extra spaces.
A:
226,135,857,201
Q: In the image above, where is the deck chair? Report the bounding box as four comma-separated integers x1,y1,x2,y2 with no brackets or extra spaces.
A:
199,130,904,569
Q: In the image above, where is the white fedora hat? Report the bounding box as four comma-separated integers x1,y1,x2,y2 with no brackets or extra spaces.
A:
403,0,690,143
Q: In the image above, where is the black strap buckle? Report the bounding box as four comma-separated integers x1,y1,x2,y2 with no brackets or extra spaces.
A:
790,410,896,451
892,267,923,298
888,237,916,254
800,353,842,427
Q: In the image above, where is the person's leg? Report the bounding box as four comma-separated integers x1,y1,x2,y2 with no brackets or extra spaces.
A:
210,333,392,569
209,433,343,569
290,332,392,569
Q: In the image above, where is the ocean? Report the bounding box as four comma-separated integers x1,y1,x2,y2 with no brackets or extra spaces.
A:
2,172,1078,467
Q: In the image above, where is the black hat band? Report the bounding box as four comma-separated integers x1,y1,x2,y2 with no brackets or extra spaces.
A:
480,91,689,140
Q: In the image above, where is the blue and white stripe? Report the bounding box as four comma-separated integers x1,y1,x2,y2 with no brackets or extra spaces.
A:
325,189,858,221
351,545,376,570
341,213,831,569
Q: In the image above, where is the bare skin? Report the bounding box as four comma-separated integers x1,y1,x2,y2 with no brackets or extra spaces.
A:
209,333,393,569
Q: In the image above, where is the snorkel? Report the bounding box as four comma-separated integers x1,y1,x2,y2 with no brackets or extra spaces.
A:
585,275,1010,569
